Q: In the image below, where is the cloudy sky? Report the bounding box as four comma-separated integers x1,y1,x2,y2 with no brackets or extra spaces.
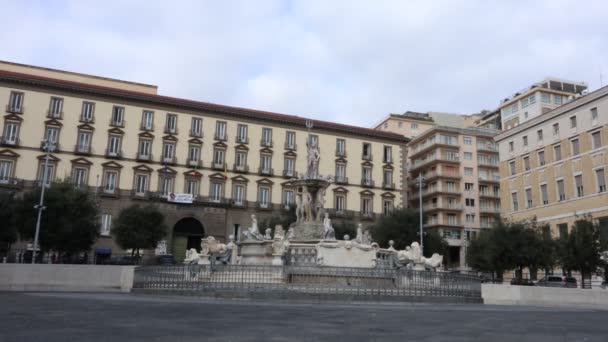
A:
1,0,607,127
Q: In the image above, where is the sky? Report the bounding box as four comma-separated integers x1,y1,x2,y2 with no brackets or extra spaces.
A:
1,0,607,127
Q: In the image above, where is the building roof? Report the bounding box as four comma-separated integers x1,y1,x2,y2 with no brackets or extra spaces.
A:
0,69,408,143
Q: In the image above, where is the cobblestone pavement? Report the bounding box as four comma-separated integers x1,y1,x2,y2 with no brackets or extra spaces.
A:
1,292,607,342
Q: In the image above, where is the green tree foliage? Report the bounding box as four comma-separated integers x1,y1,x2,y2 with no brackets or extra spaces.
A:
0,191,18,256
333,220,357,240
112,204,168,256
558,216,608,280
259,204,297,234
372,207,447,257
16,181,99,254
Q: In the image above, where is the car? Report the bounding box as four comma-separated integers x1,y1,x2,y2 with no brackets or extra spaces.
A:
536,276,578,288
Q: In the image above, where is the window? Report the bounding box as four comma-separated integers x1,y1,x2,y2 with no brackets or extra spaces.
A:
260,154,272,174
465,198,475,207
81,102,95,122
571,139,580,156
138,139,151,159
233,184,245,206
558,223,568,238
8,92,24,112
466,214,475,223
553,123,559,135
0,160,13,182
411,123,418,130
554,95,563,105
135,174,148,195
189,117,202,137
382,200,393,215
362,166,372,185
185,179,199,196
591,107,598,124
236,124,248,143
44,126,59,145
538,150,546,166
447,214,458,226
141,110,154,130
537,129,543,141
309,135,319,147
465,183,474,191
522,136,528,147
100,214,112,236
103,171,118,194
383,146,392,163
511,192,518,211
188,145,200,165
540,184,548,205
464,167,473,176
107,135,122,156
165,114,177,134
210,183,223,202
464,137,472,145
523,156,530,171
37,163,55,186
72,167,88,188
445,181,456,192
361,198,372,215
541,93,550,103
213,149,225,167
529,94,536,104
592,131,602,149
259,187,270,208
285,131,296,149
111,106,124,126
335,163,346,182
553,145,562,161
283,189,294,208
398,122,403,128
570,116,577,129
575,174,584,197
557,179,565,201
596,168,606,193
524,112,528,120
2,122,19,144
362,143,372,160
383,170,393,187
159,175,173,196
461,152,472,161
235,151,247,170
162,142,175,162
525,188,533,208
48,97,63,118
284,158,295,177
335,194,346,212
336,138,346,156
215,121,227,140
261,128,272,146
508,141,514,152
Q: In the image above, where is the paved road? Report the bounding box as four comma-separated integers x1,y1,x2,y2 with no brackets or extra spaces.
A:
0,292,607,342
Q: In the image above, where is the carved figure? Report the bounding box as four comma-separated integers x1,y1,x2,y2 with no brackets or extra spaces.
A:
264,228,272,240
295,193,303,222
355,224,363,244
361,230,372,246
322,213,336,240
286,226,295,240
274,225,285,240
306,138,321,179
242,214,264,241
315,188,326,222
394,241,443,270
301,186,313,222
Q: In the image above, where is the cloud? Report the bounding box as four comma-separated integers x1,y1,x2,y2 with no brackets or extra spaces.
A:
1,0,607,127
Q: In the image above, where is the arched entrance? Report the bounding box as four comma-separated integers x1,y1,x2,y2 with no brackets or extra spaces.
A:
172,217,205,262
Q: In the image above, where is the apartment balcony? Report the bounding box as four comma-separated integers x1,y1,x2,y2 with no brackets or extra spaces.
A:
282,169,297,178
478,175,501,184
424,170,461,181
284,142,297,150
233,164,249,173
425,220,463,228
476,143,498,153
479,207,501,214
101,187,120,197
0,177,24,188
410,186,461,199
131,190,151,199
0,136,19,146
236,136,249,144
74,144,92,155
361,178,375,188
258,167,274,176
214,133,227,141
5,104,24,114
382,182,395,190
335,150,347,158
232,200,246,208
140,123,154,131
256,201,272,210
46,110,63,120
479,190,500,199
423,203,463,212
187,159,202,168
109,119,125,128
409,139,459,159
410,155,460,172
162,156,177,165
164,127,178,135
189,129,202,138
260,139,273,148
479,222,495,229
212,162,227,171
362,154,373,161
105,149,123,159
39,141,59,151
136,153,153,162
477,160,499,169
335,176,349,185
79,116,95,124
360,211,375,220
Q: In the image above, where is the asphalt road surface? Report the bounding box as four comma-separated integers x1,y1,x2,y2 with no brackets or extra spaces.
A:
0,292,607,342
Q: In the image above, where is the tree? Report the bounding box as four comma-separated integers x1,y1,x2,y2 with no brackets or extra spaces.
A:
259,204,297,235
372,207,447,257
113,204,168,256
0,191,18,257
16,181,100,255
333,219,357,240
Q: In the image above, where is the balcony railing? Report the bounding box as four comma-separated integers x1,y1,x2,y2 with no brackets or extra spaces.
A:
47,110,63,119
283,169,297,178
0,136,19,146
259,167,274,176
102,187,119,196
260,139,273,147
164,126,178,134
141,123,154,131
162,156,177,165
360,211,375,220
412,155,460,170
362,154,373,161
212,162,227,170
5,104,24,114
189,129,202,138
39,141,60,151
257,201,271,209
131,190,151,199
382,182,395,190
284,142,297,150
214,133,227,141
187,159,202,168
74,144,92,154
423,203,463,211
424,170,461,179
361,178,375,187
476,143,498,152
109,119,125,127
478,175,501,183
236,136,249,144
105,149,123,158
137,153,153,161
411,186,461,198
0,177,24,188
335,150,347,157
334,176,349,184
479,190,500,198
479,207,501,214
478,160,499,168
233,164,249,173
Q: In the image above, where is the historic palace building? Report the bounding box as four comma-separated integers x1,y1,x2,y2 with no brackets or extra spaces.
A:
495,85,608,238
407,126,500,269
0,61,407,260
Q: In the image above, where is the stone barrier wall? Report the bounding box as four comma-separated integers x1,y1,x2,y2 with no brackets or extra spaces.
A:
0,264,135,292
482,284,608,310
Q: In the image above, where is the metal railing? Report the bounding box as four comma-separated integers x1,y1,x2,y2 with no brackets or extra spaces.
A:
132,265,482,301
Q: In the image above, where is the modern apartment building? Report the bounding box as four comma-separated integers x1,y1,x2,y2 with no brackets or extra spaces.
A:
374,111,482,139
498,77,587,131
408,126,500,269
495,85,608,237
0,61,407,261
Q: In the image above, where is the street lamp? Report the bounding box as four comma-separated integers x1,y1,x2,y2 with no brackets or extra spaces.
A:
416,174,425,256
32,140,55,264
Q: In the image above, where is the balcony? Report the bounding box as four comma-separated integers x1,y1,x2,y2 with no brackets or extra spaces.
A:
131,190,151,199
283,169,297,178
479,207,501,214
257,201,272,210
0,136,19,146
477,160,499,168
233,164,249,173
479,190,500,198
187,159,202,168
284,142,297,150
74,144,92,155
411,155,460,171
189,129,202,138
423,203,463,211
361,178,375,187
79,116,94,124
476,143,498,153
46,110,63,119
109,119,125,128
236,136,249,144
362,154,373,161
478,175,500,183
258,167,274,176
425,220,463,228
335,176,349,184
164,126,178,134
101,187,119,196
105,149,123,159
39,141,59,151
214,133,227,141
137,153,153,162
260,139,273,148
141,123,154,131
5,104,24,114
410,185,461,198
382,182,395,190
212,162,227,171
0,177,24,188
335,150,347,158
360,211,375,220
424,170,461,180
410,138,459,158
232,200,246,208
162,156,177,165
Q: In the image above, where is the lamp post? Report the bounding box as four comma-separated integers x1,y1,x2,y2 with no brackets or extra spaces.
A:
32,140,55,264
416,174,425,256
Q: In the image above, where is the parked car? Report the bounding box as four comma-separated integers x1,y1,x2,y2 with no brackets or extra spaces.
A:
536,276,577,288
510,278,535,286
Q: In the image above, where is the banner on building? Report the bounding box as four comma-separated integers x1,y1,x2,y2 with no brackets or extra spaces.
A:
167,192,193,204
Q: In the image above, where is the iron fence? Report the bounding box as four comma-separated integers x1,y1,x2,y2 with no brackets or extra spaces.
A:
133,265,482,302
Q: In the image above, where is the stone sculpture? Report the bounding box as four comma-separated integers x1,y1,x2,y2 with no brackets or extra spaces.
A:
322,213,336,240
315,188,326,222
242,214,264,241
355,224,363,244
301,187,313,222
361,230,372,246
264,228,272,240
295,193,302,222
394,241,443,270
274,225,285,240
306,138,320,179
